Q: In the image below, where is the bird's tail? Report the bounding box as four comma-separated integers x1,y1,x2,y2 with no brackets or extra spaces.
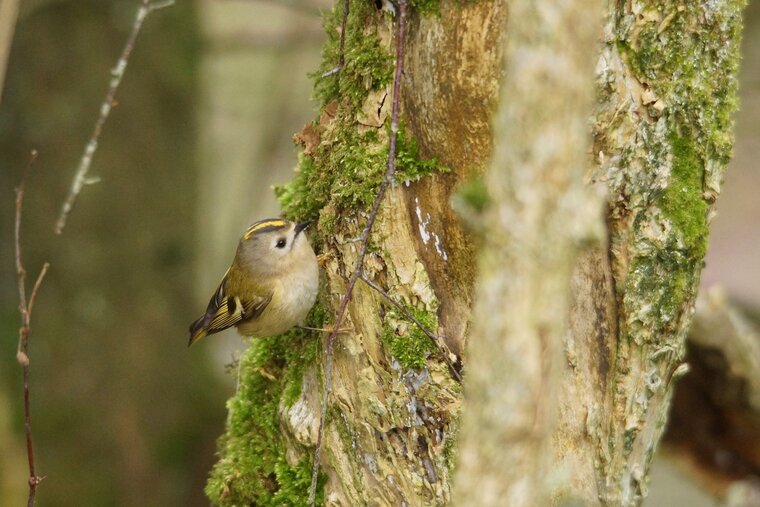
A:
188,316,209,347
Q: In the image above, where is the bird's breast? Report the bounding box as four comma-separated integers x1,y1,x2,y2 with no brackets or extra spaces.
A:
238,259,319,337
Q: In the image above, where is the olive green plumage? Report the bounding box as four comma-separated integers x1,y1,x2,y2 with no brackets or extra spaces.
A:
188,218,319,346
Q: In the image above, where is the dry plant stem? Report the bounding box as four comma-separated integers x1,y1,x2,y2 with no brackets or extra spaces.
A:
360,274,462,383
307,0,407,504
15,150,51,507
54,0,175,235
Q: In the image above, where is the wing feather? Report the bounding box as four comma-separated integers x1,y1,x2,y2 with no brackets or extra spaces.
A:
188,271,271,346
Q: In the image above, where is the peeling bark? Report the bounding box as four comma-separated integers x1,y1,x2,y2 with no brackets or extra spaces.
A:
588,1,746,504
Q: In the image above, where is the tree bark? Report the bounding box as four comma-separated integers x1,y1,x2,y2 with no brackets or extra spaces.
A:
205,0,496,503
581,1,746,504
451,0,603,505
204,0,747,505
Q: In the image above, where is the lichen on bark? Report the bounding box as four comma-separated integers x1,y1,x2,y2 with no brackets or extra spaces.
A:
593,0,747,503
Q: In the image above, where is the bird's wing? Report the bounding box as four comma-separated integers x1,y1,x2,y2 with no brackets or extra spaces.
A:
188,270,271,345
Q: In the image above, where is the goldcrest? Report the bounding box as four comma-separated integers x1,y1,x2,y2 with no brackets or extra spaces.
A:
188,218,319,346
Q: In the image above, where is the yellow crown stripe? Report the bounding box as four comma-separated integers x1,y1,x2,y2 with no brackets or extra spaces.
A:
243,219,288,239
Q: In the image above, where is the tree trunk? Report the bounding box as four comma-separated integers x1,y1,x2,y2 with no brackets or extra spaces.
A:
203,0,747,505
204,0,503,503
451,0,604,505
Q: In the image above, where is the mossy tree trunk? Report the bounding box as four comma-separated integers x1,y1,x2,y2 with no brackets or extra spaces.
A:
203,0,746,505
204,0,503,504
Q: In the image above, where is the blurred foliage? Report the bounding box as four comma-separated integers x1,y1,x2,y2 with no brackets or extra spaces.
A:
0,1,224,506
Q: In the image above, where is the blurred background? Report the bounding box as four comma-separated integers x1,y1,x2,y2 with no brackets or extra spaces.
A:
0,0,756,506
0,0,325,504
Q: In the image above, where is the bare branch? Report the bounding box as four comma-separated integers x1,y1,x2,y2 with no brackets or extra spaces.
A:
308,0,407,503
12,3,175,503
14,150,48,507
54,0,174,234
27,263,50,317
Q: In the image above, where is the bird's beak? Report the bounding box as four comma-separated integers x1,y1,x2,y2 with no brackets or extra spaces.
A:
294,221,311,236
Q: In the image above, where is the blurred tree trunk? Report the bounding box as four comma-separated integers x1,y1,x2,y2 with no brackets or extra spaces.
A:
205,0,746,506
0,0,20,102
452,0,604,505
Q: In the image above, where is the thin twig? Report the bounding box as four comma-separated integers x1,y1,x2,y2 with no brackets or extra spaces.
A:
54,0,175,235
308,0,407,504
318,0,350,79
15,150,49,507
338,0,348,70
360,274,462,383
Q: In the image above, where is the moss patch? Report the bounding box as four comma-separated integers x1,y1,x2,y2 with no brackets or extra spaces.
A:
276,115,448,236
410,0,441,16
205,307,326,506
312,0,393,107
609,1,745,344
276,0,448,234
618,2,744,166
659,134,708,259
382,307,437,370
624,251,696,341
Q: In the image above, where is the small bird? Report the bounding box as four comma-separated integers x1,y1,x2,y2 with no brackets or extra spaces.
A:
188,218,319,346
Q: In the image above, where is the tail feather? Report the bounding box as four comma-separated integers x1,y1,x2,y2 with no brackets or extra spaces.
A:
188,315,210,347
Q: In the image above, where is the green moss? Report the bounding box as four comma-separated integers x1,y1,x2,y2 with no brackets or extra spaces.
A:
442,418,460,474
618,2,744,166
312,0,393,107
381,307,437,370
396,123,449,182
274,154,327,241
659,134,708,259
276,0,449,233
271,457,324,505
624,252,696,340
205,305,327,506
282,300,328,405
610,2,745,346
276,116,448,234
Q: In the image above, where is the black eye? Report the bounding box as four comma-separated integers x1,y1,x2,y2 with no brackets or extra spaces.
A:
276,238,287,249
